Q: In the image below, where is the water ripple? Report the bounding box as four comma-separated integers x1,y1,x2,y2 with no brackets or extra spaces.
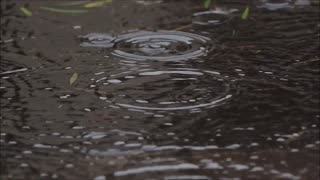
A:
112,31,212,61
192,7,238,27
94,68,232,112
80,33,115,48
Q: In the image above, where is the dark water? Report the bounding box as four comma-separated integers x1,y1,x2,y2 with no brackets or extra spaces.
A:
0,0,319,179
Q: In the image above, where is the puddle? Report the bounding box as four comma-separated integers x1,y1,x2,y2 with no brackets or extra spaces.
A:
1,0,319,179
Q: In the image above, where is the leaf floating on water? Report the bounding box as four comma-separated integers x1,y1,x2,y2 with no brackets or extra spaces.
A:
204,0,212,8
70,73,78,85
20,7,32,16
40,7,88,14
241,6,250,20
84,0,112,8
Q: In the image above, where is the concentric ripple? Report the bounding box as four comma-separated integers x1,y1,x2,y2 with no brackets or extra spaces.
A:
80,33,115,48
192,8,238,26
257,0,293,11
94,68,232,111
111,31,212,61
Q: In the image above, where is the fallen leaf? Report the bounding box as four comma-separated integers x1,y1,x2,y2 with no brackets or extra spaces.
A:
70,73,78,85
20,7,32,16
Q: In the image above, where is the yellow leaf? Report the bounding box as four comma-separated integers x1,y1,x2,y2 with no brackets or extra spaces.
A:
20,7,32,16
84,0,112,8
70,73,78,85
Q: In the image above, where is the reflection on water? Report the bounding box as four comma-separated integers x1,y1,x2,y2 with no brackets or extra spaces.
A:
0,0,319,179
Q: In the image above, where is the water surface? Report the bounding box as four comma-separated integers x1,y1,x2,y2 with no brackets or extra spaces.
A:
0,0,319,179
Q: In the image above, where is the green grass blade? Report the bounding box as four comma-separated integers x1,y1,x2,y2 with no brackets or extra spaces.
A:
241,6,250,20
204,0,211,8
70,73,78,85
20,7,32,16
84,0,112,8
40,7,88,14
58,1,90,6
